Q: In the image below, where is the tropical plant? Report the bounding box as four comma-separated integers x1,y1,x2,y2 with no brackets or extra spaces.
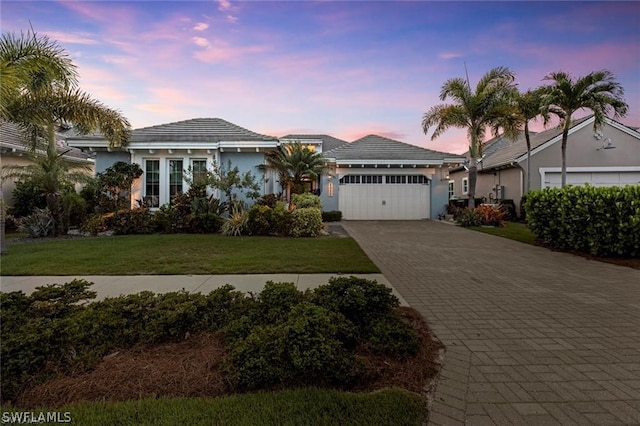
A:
422,66,518,208
95,162,143,211
187,159,261,207
263,142,329,196
503,88,550,193
1,30,131,238
540,70,628,187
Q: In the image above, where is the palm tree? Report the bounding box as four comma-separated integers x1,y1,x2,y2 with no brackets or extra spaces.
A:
422,66,517,208
497,87,550,193
1,30,131,239
541,70,628,187
264,142,329,197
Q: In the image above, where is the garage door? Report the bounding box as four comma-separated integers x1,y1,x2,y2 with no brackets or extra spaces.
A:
543,170,640,188
338,174,430,220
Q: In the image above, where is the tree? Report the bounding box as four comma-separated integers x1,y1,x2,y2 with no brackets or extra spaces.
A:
422,66,517,208
96,162,143,211
263,142,329,196
1,30,131,239
187,159,261,212
496,87,550,193
540,70,628,187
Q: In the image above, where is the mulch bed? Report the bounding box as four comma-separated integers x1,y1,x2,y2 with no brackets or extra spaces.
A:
17,307,443,409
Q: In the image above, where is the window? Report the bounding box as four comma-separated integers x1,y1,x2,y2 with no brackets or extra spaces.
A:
448,181,455,199
191,159,207,183
169,159,184,197
462,177,469,195
339,175,382,184
145,160,160,207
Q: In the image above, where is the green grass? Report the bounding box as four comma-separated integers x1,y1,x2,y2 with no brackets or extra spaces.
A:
1,234,379,275
469,222,538,245
1,388,426,426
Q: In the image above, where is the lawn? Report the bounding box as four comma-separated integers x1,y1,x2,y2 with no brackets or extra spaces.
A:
2,388,426,426
1,234,380,275
469,222,537,244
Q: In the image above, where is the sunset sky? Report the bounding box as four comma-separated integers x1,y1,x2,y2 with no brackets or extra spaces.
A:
2,1,639,154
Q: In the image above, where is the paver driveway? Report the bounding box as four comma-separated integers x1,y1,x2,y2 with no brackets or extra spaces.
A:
342,221,640,425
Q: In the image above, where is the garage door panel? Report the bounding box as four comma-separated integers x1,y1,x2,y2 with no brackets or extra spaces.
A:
543,170,640,189
338,183,430,220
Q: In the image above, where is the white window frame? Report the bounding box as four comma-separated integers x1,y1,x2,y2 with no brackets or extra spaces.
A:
462,177,469,195
448,180,455,199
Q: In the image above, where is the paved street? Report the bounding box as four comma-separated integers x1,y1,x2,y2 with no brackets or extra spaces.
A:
343,221,640,425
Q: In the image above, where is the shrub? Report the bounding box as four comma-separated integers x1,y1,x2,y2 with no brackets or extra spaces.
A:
222,209,249,236
183,212,224,234
226,302,353,391
322,210,342,222
368,313,419,357
312,276,399,332
81,213,111,236
111,208,156,235
271,202,292,236
62,191,87,229
154,204,181,233
290,207,323,237
291,193,321,209
10,180,46,217
256,193,281,208
17,208,54,238
247,204,273,236
498,199,517,221
525,185,640,257
455,205,504,227
255,281,304,324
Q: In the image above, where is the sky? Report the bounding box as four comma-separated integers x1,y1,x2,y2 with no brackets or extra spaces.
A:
2,1,639,154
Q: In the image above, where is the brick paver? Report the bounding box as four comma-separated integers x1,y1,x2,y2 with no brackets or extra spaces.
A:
342,221,640,425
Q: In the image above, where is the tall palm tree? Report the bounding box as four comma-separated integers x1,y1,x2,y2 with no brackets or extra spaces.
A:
422,66,517,208
1,30,131,239
496,87,550,193
541,70,628,187
264,142,329,197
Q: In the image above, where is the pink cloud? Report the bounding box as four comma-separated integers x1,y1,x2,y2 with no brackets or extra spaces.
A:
439,52,463,60
193,22,209,31
42,30,98,45
218,0,232,11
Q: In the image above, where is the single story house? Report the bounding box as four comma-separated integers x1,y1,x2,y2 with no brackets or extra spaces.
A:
67,117,465,220
448,115,640,212
0,122,95,208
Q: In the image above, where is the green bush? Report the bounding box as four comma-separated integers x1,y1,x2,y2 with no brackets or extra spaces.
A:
525,185,640,257
81,213,112,236
183,212,224,234
312,276,399,332
154,204,181,233
256,193,281,208
368,313,419,357
290,207,323,237
256,281,304,323
322,210,342,222
247,204,273,236
271,202,292,236
10,179,47,217
291,193,321,209
111,208,156,235
227,302,353,390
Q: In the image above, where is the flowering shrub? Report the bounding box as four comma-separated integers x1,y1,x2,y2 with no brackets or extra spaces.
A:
455,205,504,227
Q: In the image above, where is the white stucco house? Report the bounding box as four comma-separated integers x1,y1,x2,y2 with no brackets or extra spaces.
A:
67,118,465,220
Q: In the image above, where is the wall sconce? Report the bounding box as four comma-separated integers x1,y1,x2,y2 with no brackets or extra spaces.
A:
328,183,334,197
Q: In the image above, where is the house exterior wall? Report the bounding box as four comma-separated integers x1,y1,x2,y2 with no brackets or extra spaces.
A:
1,155,33,208
528,122,640,190
449,167,523,211
95,151,131,173
219,151,267,204
319,171,339,212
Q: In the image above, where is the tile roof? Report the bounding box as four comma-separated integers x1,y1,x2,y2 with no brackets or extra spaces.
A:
68,118,278,143
280,134,349,152
0,122,93,161
479,115,594,170
326,134,463,162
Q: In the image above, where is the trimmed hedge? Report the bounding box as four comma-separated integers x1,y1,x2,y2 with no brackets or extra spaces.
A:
524,185,640,257
322,210,342,222
2,277,417,403
290,207,323,237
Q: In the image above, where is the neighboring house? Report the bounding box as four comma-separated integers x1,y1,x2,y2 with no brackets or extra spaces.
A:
448,115,640,213
0,122,95,208
67,118,465,220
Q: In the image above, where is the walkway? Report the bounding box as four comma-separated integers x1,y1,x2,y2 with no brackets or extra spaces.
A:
342,221,640,425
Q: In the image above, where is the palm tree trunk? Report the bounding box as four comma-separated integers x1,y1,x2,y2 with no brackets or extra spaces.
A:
525,124,531,193
560,120,571,188
468,157,478,209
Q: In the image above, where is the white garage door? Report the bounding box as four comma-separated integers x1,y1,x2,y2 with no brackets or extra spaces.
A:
543,170,640,188
338,174,430,220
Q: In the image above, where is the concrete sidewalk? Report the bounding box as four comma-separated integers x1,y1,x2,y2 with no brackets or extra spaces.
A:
0,273,408,305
